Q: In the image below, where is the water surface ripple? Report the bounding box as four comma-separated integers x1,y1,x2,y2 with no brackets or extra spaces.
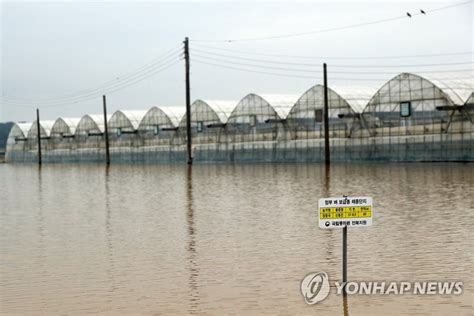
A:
0,163,472,315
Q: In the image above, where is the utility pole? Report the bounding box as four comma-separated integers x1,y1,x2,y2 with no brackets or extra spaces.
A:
103,95,110,165
184,37,193,165
323,63,330,165
36,108,42,165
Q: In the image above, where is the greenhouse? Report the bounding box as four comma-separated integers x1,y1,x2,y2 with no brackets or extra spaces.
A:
138,106,185,146
108,110,147,147
5,122,32,161
225,94,295,143
286,85,374,140
74,114,110,150
49,117,81,150
178,99,234,144
28,120,55,138
5,72,473,163
362,73,472,137
75,115,107,135
27,120,55,151
50,117,81,136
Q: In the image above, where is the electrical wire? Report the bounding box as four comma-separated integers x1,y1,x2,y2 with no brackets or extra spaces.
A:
193,59,389,81
192,43,473,60
2,59,182,107
192,48,473,68
2,45,182,104
192,52,474,75
2,59,181,106
191,1,472,42
193,58,473,83
2,48,181,103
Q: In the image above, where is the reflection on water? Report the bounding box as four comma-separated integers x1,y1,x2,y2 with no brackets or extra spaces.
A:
186,165,200,314
343,295,349,316
0,163,472,315
104,165,118,298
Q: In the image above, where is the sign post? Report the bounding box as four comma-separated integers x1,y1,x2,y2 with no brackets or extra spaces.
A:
318,196,373,295
342,225,347,296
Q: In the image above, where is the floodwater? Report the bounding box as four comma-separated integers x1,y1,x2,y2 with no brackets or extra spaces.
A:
0,163,472,315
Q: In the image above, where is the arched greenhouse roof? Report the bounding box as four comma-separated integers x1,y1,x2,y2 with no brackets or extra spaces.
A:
330,86,377,113
227,93,296,122
27,120,55,138
75,114,111,135
50,117,81,136
139,106,186,130
288,84,365,120
108,110,148,130
363,73,459,114
259,94,300,118
179,99,236,126
159,106,187,127
420,74,473,106
7,122,32,141
202,100,236,123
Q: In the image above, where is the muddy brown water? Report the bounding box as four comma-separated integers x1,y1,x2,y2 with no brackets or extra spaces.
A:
0,163,472,315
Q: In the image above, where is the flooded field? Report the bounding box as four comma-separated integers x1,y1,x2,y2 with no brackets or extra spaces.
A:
0,163,472,315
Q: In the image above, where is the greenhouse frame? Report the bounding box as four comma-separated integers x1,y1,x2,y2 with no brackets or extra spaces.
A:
225,93,295,143
178,99,235,145
6,72,473,163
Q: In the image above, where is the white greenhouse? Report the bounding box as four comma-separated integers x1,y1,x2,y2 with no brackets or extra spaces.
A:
5,72,473,163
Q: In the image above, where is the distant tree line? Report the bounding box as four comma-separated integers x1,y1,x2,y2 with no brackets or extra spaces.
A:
0,122,14,149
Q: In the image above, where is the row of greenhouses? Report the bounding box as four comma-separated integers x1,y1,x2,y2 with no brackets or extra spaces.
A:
6,73,474,163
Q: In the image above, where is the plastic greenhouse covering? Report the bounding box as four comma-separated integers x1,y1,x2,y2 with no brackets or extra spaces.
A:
5,72,473,163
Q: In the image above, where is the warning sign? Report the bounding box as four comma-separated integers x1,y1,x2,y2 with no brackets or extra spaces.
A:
319,197,373,229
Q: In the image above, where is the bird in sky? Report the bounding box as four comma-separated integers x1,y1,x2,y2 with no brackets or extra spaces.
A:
420,9,426,14
407,12,412,18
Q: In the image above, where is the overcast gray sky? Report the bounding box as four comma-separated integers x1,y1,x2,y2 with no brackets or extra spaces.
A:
1,0,472,122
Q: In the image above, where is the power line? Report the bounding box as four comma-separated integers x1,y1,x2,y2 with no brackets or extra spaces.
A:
191,1,471,42
2,46,182,104
194,59,320,80
193,48,473,68
192,43,473,60
193,53,474,75
193,59,390,81
193,54,318,73
3,47,181,103
3,59,181,106
2,59,181,107
193,58,473,82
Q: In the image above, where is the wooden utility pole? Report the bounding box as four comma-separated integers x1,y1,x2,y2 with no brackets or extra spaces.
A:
184,37,193,165
323,63,330,165
103,95,110,165
36,108,42,165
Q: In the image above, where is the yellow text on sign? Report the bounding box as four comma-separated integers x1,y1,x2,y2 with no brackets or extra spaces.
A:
319,206,372,219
